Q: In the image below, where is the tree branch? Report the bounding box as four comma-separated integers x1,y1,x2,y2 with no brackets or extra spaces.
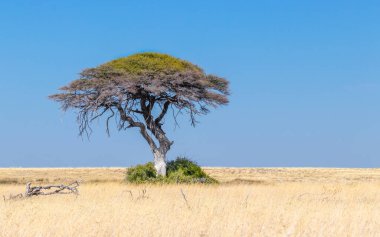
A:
116,104,157,151
155,101,171,124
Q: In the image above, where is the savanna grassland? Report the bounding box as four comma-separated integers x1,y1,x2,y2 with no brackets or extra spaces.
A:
0,168,379,237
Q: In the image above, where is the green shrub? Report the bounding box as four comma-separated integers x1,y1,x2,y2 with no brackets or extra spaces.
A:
126,157,218,184
126,162,157,183
166,157,218,184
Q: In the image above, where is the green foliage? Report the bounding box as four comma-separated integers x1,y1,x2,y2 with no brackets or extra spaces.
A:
126,157,218,184
167,157,212,181
126,162,157,183
103,52,202,75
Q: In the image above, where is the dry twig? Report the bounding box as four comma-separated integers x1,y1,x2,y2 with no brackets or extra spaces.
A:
136,189,149,200
180,189,191,209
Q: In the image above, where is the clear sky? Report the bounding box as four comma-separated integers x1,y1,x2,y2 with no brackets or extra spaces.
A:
0,0,379,167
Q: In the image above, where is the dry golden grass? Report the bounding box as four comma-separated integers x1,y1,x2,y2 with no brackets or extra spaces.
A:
0,168,126,185
0,168,379,236
1,167,379,184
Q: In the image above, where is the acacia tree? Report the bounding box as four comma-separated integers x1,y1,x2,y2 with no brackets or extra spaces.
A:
50,53,229,176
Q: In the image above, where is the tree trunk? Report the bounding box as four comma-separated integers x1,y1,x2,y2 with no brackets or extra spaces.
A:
136,97,173,176
153,149,167,176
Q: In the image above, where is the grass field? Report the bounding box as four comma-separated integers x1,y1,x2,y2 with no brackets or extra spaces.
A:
0,168,379,236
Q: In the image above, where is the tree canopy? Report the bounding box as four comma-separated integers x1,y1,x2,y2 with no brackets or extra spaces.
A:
103,52,202,75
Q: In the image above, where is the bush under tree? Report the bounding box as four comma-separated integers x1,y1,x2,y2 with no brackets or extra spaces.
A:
126,157,218,184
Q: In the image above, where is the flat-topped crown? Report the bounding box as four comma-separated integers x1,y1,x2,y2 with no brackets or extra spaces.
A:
102,52,202,75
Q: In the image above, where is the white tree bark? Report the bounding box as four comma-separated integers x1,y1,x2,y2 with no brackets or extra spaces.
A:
154,150,167,176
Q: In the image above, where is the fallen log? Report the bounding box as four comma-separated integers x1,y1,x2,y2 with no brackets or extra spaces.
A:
25,181,80,197
3,181,80,201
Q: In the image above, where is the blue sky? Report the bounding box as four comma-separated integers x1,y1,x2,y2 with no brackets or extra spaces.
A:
0,0,379,167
